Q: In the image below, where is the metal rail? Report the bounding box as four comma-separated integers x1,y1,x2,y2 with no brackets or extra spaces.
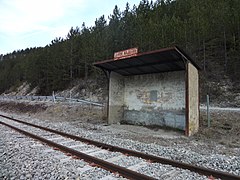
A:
0,95,103,107
0,114,240,180
0,120,155,180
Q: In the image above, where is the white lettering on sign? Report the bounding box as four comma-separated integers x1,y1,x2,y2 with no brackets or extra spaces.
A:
114,48,138,60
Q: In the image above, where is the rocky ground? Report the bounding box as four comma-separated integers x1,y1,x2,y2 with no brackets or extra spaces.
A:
0,99,239,179
0,100,239,152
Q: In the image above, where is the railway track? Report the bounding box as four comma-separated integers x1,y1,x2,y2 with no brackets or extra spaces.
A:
0,114,239,180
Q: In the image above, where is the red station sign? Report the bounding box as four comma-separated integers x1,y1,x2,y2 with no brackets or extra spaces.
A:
114,48,138,60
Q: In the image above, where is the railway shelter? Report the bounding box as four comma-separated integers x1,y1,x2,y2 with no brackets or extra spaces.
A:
94,46,201,136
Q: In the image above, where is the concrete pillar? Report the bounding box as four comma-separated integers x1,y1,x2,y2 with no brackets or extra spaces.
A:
108,72,124,124
187,63,199,136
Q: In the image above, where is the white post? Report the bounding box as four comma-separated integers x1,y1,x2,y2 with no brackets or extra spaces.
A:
52,91,55,103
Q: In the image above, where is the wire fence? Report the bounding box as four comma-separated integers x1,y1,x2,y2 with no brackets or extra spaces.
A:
0,95,104,107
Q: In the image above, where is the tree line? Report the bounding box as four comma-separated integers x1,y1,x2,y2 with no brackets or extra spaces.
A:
0,0,239,98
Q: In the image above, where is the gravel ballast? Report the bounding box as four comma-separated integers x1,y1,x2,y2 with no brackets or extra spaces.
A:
0,125,123,180
0,110,239,179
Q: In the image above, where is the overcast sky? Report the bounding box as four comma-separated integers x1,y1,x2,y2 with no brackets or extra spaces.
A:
0,0,140,55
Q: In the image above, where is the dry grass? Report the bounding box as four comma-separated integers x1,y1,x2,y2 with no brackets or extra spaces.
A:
196,110,240,148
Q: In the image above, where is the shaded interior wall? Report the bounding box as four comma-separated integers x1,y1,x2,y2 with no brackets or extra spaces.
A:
187,63,199,135
108,72,124,124
123,71,186,130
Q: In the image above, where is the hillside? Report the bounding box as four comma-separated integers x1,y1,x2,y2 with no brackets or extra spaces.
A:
0,0,240,106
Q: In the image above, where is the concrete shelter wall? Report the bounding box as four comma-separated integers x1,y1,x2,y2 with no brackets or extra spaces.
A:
123,71,186,130
108,72,124,124
187,63,199,135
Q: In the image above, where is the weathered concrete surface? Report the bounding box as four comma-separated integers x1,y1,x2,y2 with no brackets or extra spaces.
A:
108,72,124,124
123,109,185,129
123,71,186,130
108,68,199,132
187,63,199,135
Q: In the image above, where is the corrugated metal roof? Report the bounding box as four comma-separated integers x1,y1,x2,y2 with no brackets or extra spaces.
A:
93,46,201,76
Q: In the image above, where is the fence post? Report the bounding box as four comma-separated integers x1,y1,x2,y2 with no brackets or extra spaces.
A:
207,94,210,127
70,90,72,103
52,91,55,103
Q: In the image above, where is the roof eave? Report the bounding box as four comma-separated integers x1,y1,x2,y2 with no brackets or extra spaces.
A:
93,46,202,72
